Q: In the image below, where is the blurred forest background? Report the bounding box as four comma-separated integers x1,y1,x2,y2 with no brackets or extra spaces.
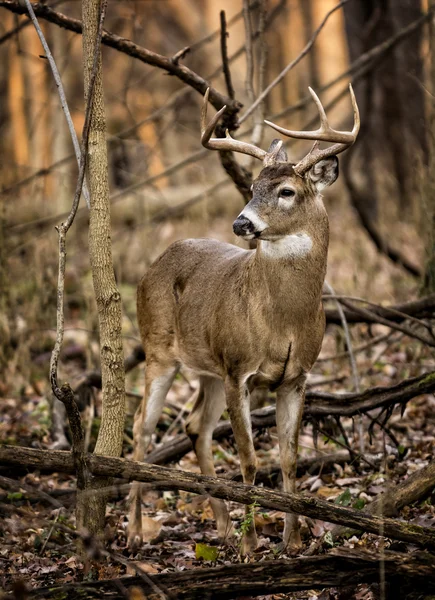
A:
1,0,435,597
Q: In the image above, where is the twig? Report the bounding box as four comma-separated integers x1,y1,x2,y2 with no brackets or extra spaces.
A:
317,332,394,362
250,0,267,149
239,0,352,124
220,10,234,100
326,296,435,347
323,281,361,455
0,0,239,113
243,0,255,105
323,284,360,393
49,0,107,493
323,294,434,334
23,0,90,208
316,425,375,468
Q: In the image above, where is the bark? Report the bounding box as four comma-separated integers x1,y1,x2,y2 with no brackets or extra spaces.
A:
332,459,435,538
344,0,426,211
1,445,435,549
22,549,435,599
422,0,435,295
81,0,125,535
324,294,435,325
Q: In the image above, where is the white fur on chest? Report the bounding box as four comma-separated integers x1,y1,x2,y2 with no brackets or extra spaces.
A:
261,232,313,259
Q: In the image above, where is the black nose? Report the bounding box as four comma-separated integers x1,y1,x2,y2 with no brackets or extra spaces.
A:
233,216,252,236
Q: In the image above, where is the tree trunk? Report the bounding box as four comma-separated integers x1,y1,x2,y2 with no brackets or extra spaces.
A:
343,0,426,218
422,0,435,294
81,0,125,535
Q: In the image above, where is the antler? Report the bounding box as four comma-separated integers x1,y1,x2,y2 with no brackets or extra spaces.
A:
201,88,267,162
264,84,360,176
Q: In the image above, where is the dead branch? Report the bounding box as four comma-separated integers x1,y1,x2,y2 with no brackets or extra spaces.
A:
219,11,234,100
3,2,287,206
324,294,435,325
324,296,435,346
1,445,435,548
23,0,90,207
0,1,239,115
324,294,433,332
20,549,435,599
332,460,435,539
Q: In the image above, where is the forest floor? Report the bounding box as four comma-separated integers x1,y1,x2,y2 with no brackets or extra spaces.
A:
1,309,434,599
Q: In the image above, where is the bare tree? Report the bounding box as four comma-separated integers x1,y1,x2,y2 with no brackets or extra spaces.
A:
80,0,125,534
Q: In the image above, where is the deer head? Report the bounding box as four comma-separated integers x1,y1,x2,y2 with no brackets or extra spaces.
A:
201,86,360,247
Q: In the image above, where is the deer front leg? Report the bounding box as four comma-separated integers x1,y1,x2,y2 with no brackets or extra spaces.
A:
127,363,179,548
276,374,306,553
225,377,257,555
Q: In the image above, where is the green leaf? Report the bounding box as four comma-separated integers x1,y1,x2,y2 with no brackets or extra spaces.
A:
324,531,334,547
195,543,219,562
398,444,407,458
7,491,23,501
352,497,366,510
335,488,352,506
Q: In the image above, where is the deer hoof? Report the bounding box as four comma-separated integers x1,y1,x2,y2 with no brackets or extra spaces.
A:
240,531,258,556
277,532,302,556
127,529,143,550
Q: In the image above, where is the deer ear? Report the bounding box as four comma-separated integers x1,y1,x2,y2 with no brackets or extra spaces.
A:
266,139,288,163
308,156,338,191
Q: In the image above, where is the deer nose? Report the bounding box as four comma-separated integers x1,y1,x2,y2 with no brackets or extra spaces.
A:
233,216,253,236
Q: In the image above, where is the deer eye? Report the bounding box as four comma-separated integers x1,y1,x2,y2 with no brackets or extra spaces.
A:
280,188,295,198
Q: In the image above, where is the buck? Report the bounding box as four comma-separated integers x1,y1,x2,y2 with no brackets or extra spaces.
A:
128,86,359,554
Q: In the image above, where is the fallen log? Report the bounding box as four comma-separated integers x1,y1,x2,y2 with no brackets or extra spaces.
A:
1,445,434,549
324,293,435,325
146,370,435,465
332,460,435,539
23,549,435,599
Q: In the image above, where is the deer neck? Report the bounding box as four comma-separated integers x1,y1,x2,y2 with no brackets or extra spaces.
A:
251,213,329,311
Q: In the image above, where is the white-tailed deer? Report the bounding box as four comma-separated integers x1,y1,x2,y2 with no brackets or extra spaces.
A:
128,86,359,554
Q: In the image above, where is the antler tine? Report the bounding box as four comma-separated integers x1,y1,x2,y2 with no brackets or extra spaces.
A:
264,86,356,144
201,88,227,143
348,83,360,137
264,84,360,176
200,87,267,161
308,87,329,131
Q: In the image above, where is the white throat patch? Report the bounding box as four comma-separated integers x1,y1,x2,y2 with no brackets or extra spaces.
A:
261,232,313,259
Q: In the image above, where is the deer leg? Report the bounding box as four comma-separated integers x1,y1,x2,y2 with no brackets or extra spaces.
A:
276,374,307,553
225,378,257,555
185,376,233,540
127,362,179,548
